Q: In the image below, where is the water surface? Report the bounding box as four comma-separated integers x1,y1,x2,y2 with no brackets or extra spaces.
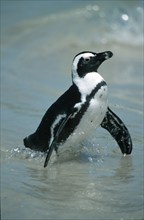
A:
1,1,143,219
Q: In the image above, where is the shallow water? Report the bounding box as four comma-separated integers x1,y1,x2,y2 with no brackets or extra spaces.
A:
1,1,143,220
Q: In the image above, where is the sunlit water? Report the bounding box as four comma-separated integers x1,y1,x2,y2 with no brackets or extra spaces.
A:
1,1,143,219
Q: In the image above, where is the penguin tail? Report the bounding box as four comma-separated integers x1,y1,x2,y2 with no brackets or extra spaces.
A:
23,133,48,152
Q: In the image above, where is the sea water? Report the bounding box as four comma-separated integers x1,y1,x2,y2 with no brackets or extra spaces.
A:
1,1,143,219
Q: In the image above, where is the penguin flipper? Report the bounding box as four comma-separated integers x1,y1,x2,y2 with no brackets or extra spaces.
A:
101,107,132,155
44,113,73,168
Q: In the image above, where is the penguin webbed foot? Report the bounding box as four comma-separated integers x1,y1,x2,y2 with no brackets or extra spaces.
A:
101,107,132,155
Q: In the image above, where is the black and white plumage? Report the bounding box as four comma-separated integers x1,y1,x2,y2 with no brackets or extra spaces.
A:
23,51,132,167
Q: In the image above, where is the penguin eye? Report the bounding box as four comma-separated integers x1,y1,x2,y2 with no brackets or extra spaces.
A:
83,57,91,64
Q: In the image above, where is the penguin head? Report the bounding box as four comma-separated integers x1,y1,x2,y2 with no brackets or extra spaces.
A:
72,51,113,79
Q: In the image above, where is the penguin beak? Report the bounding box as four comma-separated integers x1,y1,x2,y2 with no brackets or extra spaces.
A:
96,51,113,62
92,51,113,71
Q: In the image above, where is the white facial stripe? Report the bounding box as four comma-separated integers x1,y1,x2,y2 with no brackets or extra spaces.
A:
72,53,95,72
72,53,96,85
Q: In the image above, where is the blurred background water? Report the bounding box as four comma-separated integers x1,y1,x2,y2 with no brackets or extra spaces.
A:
1,1,143,219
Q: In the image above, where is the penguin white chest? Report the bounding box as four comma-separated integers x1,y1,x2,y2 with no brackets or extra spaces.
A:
76,85,108,134
63,84,108,148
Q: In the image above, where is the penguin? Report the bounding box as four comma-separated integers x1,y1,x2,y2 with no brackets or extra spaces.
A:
23,51,132,167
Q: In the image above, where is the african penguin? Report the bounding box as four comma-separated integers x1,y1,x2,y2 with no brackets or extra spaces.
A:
23,51,132,167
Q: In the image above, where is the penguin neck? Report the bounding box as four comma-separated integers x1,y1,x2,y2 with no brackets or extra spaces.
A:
72,71,105,97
